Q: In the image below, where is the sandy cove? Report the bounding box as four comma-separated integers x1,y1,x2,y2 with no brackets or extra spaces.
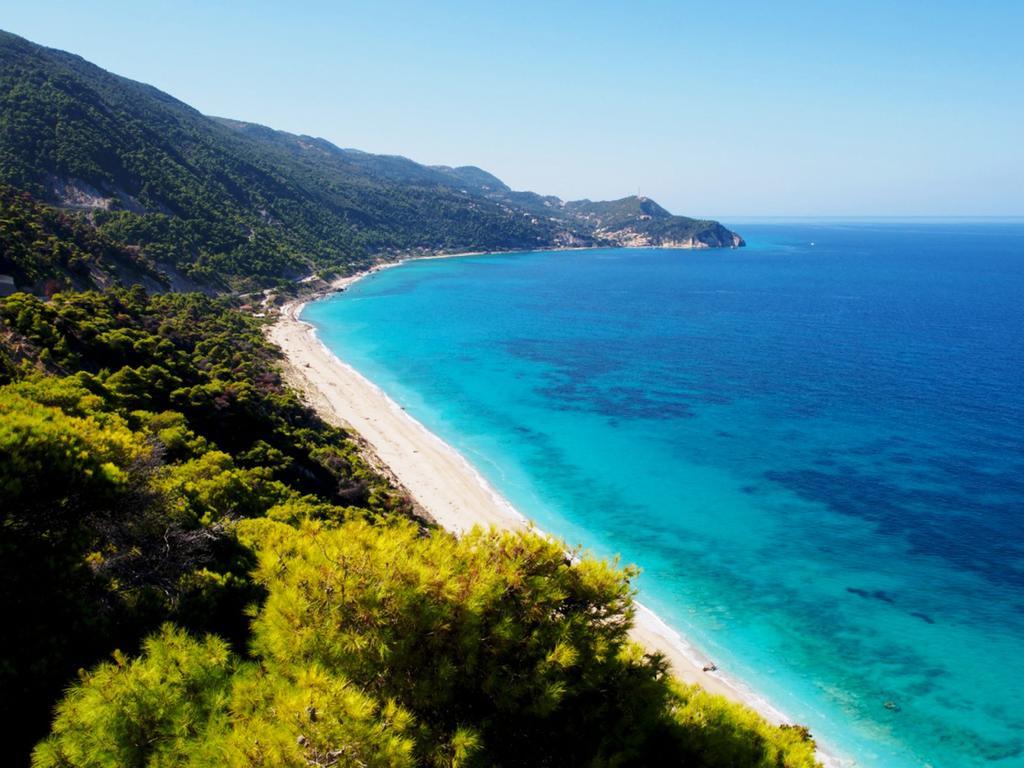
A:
268,263,841,766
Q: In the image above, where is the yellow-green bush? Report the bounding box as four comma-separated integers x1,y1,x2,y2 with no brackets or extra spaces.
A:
6,288,819,768
34,517,819,767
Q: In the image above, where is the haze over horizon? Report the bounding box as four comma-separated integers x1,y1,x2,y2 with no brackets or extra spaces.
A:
4,0,1023,217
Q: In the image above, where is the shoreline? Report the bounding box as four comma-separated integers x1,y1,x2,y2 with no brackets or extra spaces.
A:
269,259,846,768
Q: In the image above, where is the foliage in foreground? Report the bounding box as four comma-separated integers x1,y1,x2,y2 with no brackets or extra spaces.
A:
1,287,817,767
0,288,405,759
34,519,819,768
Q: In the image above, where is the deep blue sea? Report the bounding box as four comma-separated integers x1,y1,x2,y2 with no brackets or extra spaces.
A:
304,222,1024,768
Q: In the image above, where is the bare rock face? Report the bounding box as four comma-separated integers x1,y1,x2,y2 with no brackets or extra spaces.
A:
49,177,147,213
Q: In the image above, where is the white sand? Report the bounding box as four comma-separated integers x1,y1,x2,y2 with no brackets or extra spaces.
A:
270,266,844,766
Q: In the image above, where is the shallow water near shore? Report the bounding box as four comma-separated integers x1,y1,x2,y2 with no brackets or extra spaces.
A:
304,222,1024,768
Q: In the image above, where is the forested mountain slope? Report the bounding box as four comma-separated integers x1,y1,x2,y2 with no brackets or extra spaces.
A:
0,30,742,293
0,181,165,293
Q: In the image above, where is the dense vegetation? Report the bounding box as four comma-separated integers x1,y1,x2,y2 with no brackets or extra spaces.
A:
0,29,742,293
0,288,405,760
0,181,163,292
0,30,567,290
0,288,816,767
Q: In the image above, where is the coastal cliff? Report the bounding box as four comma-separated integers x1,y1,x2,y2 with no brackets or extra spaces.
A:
565,196,745,248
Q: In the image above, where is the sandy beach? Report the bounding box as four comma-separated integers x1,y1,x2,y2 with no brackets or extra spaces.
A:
271,267,531,535
268,264,837,760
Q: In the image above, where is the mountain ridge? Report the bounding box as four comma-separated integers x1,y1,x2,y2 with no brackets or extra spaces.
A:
0,29,743,293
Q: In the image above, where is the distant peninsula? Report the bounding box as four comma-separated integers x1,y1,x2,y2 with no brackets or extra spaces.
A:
0,29,743,295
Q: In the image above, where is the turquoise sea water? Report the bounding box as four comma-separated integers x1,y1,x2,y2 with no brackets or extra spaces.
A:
304,223,1024,768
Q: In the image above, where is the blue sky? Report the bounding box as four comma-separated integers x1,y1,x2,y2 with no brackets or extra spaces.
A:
4,1,1022,216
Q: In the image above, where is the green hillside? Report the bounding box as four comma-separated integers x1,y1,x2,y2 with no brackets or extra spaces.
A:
0,31,572,290
0,181,165,292
0,30,742,293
